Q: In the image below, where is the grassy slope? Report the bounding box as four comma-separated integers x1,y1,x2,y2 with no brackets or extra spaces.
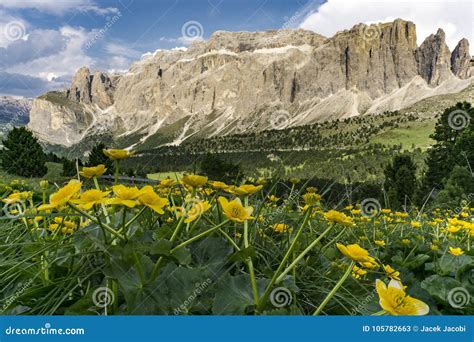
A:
369,120,436,150
0,162,65,189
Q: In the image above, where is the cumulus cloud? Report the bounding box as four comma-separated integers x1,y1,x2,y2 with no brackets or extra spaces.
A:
300,0,473,53
0,0,118,15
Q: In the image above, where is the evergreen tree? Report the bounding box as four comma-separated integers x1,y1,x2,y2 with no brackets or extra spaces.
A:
0,127,47,177
417,102,473,204
435,166,474,208
61,158,82,177
200,154,241,183
384,154,417,209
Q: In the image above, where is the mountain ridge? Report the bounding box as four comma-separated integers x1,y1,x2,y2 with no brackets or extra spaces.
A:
28,19,472,151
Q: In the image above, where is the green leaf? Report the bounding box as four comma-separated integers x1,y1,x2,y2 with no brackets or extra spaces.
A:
229,246,256,263
406,254,430,269
191,237,233,270
421,274,464,303
149,239,172,257
170,247,191,265
438,254,472,276
212,274,269,315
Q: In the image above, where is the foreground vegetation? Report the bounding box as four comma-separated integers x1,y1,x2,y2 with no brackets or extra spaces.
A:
0,152,473,315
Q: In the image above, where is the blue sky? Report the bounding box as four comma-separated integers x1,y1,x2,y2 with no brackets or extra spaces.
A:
0,0,471,97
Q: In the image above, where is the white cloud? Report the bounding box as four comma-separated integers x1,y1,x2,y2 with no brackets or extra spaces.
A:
104,42,140,59
300,0,473,53
7,26,94,81
0,0,118,15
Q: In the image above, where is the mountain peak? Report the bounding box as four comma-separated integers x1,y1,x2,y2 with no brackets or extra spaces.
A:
29,20,473,149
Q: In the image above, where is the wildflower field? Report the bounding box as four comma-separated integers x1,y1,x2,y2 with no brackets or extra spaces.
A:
0,149,473,316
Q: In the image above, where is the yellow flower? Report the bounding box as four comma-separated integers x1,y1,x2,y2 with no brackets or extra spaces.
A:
103,149,133,160
137,186,168,214
71,189,110,210
374,240,386,247
228,184,263,196
395,212,409,218
79,164,107,178
267,195,280,202
410,221,422,228
449,247,464,256
218,196,254,222
2,191,31,204
208,181,227,191
272,223,291,233
158,178,177,188
383,265,401,281
182,174,208,188
184,201,211,223
352,265,367,278
376,279,429,315
303,192,321,206
431,244,439,252
401,239,410,246
325,210,354,227
38,180,82,211
108,185,141,207
336,243,376,264
381,209,391,214
289,177,300,184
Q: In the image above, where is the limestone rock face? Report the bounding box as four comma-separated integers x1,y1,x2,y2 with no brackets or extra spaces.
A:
67,67,115,109
417,29,453,85
451,38,471,79
29,19,473,149
28,96,93,147
67,67,92,103
90,72,115,108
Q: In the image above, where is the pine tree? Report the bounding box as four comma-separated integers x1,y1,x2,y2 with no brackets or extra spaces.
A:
417,102,473,204
0,127,47,177
384,154,417,209
61,158,78,177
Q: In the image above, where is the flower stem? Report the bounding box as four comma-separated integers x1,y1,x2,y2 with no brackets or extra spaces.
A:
170,219,230,253
68,203,125,241
257,206,312,311
276,225,334,283
244,196,259,307
313,260,355,315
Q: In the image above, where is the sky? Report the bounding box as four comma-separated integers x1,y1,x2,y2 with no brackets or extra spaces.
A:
0,0,472,97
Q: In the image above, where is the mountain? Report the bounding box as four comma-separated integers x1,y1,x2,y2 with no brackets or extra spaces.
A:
0,96,30,133
28,19,472,151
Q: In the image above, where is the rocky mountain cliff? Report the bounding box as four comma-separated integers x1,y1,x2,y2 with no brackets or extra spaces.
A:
0,96,30,131
28,19,472,150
